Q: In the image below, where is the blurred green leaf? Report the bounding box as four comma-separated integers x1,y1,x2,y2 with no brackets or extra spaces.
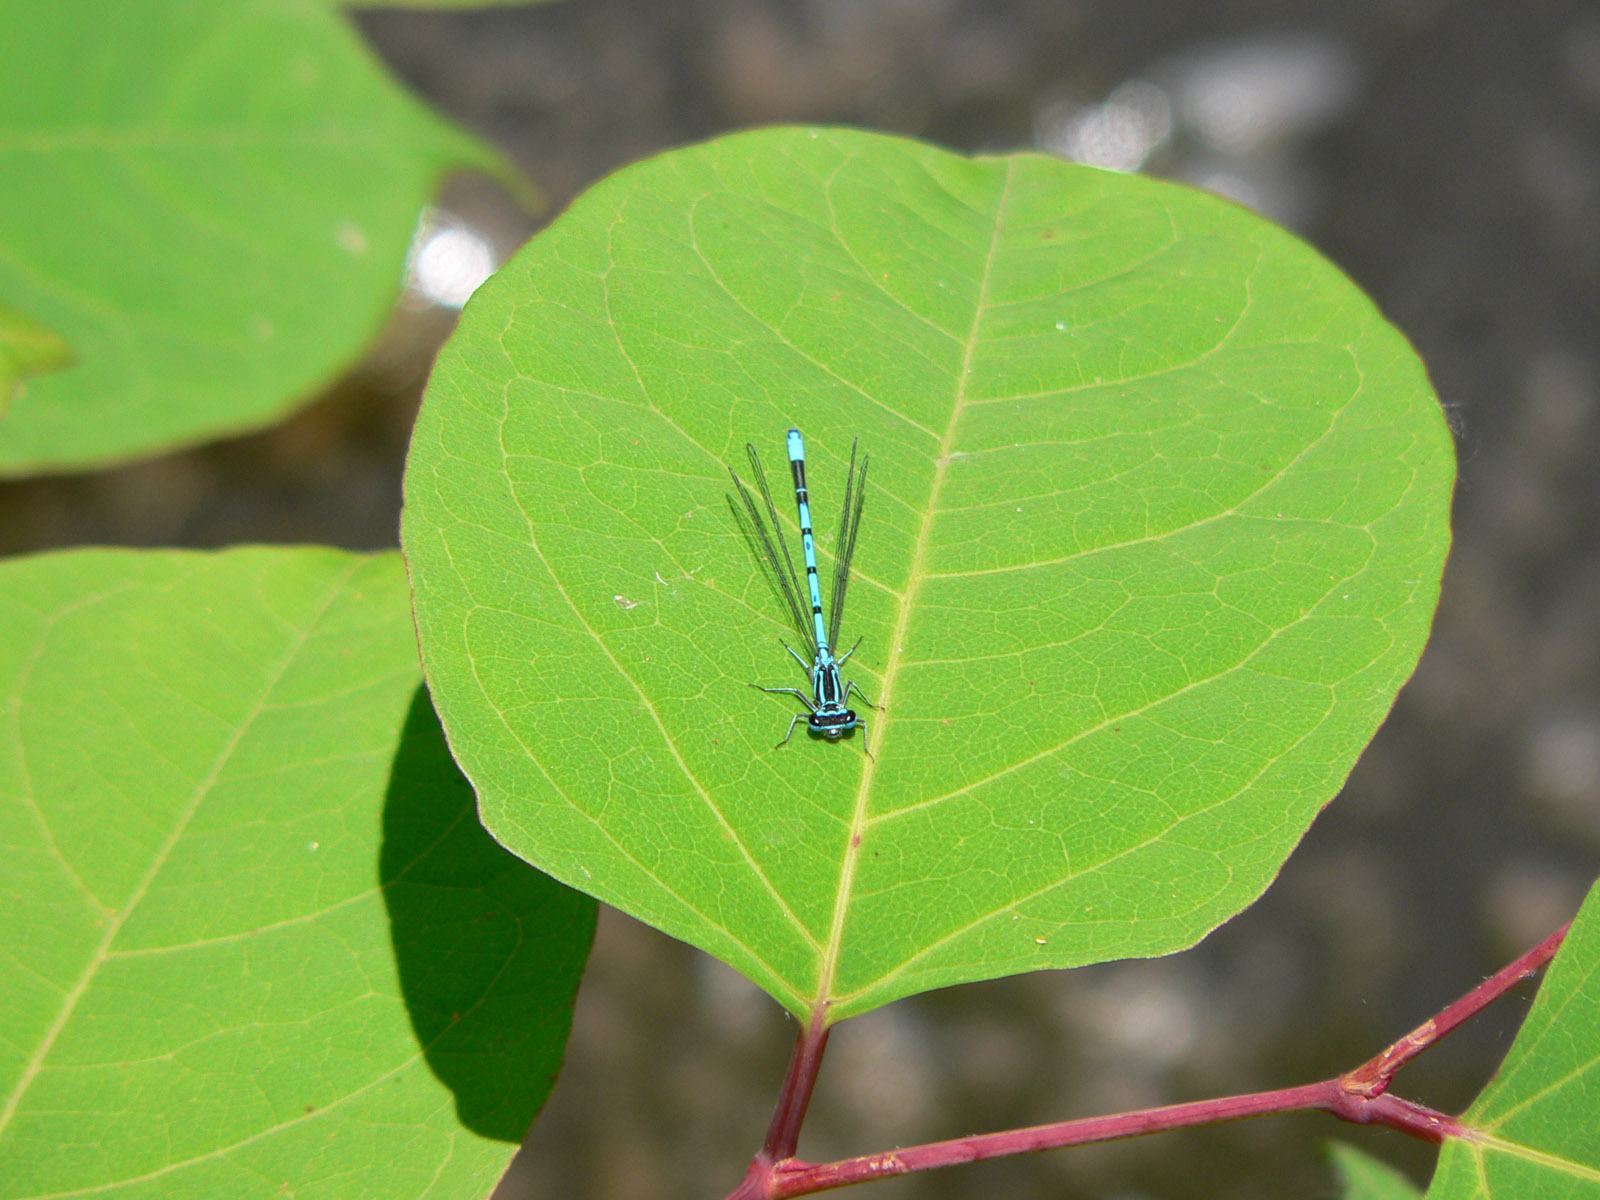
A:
0,303,73,420
0,547,594,1199
1427,878,1600,1198
0,1,514,476
402,125,1455,1021
1329,1142,1425,1200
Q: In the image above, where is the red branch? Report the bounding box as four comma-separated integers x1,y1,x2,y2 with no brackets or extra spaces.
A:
770,1084,1459,1196
763,1008,830,1161
1342,919,1569,1096
727,1006,831,1200
726,919,1572,1199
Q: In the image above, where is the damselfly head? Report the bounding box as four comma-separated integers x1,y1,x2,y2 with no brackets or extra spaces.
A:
809,709,858,739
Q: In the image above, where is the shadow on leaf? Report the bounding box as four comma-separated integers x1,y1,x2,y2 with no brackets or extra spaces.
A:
382,685,596,1142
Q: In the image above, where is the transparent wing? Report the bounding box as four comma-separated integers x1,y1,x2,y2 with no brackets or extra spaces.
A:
826,440,868,650
729,444,816,655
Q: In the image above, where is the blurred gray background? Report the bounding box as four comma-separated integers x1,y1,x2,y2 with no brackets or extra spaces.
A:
5,1,1598,1197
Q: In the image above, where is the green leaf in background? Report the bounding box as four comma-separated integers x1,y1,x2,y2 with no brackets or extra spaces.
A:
0,1,513,476
1427,878,1600,1198
0,302,73,421
1330,1142,1425,1200
402,126,1455,1021
0,547,594,1200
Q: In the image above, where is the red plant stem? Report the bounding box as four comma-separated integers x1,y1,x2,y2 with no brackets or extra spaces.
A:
767,1009,832,1160
726,1008,831,1200
769,1084,1462,1196
1342,919,1569,1095
724,918,1573,1200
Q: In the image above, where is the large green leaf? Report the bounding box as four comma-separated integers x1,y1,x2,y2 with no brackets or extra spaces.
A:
402,125,1455,1022
0,547,594,1200
1427,878,1600,1198
0,303,73,422
0,2,511,476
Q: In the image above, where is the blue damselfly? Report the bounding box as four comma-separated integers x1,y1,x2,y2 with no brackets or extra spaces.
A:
729,429,879,750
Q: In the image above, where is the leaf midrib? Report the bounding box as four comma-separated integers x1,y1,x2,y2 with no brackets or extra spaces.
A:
812,158,1015,1018
1471,1133,1600,1184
